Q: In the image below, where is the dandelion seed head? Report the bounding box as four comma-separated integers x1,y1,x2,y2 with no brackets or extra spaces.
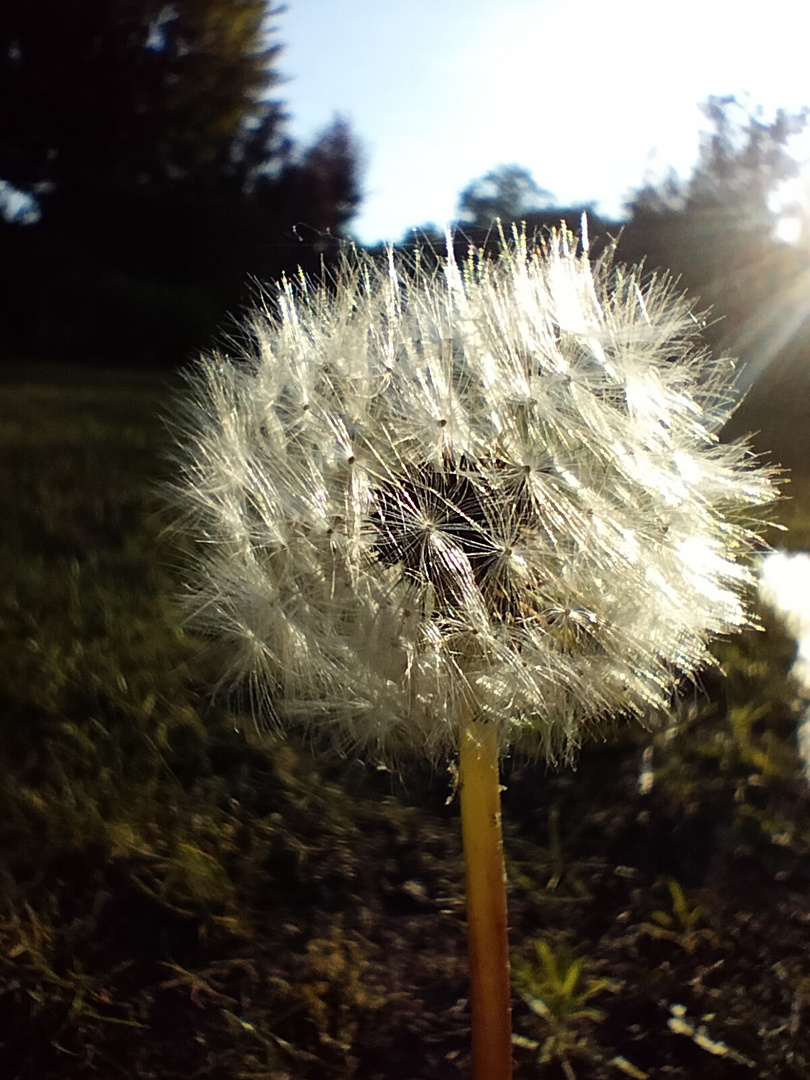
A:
171,227,778,764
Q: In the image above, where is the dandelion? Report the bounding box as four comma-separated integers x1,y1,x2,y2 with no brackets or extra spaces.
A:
171,223,777,1079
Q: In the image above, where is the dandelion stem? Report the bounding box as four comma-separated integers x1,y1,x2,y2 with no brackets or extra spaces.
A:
459,713,513,1080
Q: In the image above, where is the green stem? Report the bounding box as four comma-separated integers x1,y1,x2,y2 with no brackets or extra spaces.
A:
459,715,513,1080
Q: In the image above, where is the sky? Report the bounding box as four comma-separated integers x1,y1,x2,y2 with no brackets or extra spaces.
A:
278,0,810,246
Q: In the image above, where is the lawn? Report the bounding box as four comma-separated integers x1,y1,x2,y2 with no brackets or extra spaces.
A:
1,365,809,1079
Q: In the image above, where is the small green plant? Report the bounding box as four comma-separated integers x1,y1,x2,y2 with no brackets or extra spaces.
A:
727,702,798,780
640,879,718,954
512,938,612,1079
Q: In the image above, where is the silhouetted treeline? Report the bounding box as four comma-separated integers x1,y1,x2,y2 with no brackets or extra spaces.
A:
0,0,362,366
3,6,809,396
385,99,810,433
617,98,810,388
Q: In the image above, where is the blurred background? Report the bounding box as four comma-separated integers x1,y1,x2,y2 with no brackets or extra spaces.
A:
2,0,809,460
2,4,810,1078
1,3,809,403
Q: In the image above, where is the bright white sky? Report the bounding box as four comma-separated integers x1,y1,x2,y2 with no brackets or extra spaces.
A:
279,0,810,245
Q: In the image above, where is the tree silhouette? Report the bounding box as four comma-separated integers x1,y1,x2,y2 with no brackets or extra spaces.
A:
266,117,364,257
0,1,364,365
629,96,806,230
622,95,810,398
457,164,554,229
0,0,283,218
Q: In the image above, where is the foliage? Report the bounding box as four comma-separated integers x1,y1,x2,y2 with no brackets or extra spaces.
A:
447,98,810,467
629,96,807,225
0,0,286,315
621,95,810,394
512,938,612,1078
457,164,554,229
0,2,364,366
275,116,364,240
0,0,282,202
638,880,719,955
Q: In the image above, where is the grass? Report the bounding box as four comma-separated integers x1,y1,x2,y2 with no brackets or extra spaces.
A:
1,364,810,1079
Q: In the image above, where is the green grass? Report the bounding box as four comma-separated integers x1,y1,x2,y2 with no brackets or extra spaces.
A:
2,365,810,1079
1,372,192,824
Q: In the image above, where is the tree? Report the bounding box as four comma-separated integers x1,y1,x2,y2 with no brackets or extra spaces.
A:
263,117,363,255
0,0,284,218
0,1,365,365
622,95,810,393
629,96,807,230
457,164,553,229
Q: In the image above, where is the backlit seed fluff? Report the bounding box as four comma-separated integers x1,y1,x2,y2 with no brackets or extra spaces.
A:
172,225,777,763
